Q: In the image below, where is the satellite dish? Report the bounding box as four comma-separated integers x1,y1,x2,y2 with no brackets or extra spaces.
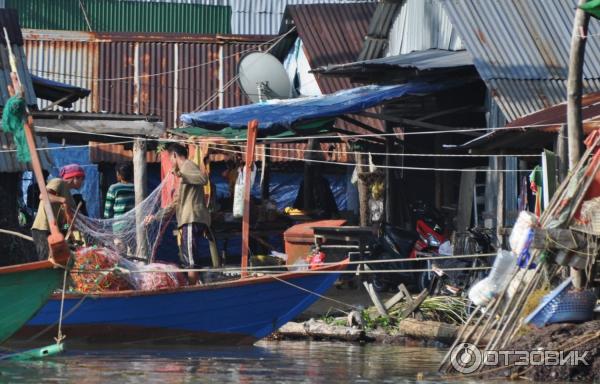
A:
238,52,292,103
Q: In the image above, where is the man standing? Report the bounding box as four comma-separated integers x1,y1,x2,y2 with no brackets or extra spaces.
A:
31,164,85,261
146,143,216,285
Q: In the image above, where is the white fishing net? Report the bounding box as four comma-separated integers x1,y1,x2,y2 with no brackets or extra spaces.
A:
73,174,176,262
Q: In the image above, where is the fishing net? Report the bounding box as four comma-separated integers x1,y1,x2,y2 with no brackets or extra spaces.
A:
69,173,191,292
74,173,177,263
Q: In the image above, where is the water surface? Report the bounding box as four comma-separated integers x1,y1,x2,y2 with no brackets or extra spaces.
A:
0,341,487,383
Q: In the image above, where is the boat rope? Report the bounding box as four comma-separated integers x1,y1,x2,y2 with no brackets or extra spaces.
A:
271,275,359,311
27,294,89,343
54,267,69,345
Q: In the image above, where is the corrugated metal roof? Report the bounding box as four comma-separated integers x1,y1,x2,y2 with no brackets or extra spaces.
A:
314,49,473,75
286,2,376,94
359,1,405,60
386,0,463,56
0,133,52,172
121,0,378,35
442,0,600,122
0,9,36,107
458,92,600,151
358,0,463,60
23,29,272,129
5,0,231,34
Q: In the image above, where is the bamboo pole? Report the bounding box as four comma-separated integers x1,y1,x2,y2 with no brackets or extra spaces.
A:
567,0,591,289
241,120,258,278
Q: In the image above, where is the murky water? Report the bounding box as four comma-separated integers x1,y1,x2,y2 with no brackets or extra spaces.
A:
0,341,490,383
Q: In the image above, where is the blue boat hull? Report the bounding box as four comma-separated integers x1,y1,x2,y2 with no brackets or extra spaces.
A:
19,267,343,345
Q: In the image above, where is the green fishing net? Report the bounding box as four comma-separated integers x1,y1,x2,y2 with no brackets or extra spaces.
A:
1,95,30,162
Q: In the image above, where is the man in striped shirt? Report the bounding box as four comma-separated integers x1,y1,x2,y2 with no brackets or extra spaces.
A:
104,162,135,219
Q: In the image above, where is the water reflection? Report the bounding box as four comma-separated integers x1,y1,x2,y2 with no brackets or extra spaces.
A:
0,341,489,383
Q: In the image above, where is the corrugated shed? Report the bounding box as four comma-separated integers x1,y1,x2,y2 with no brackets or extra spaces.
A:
0,133,52,172
287,3,376,94
442,0,600,122
386,0,463,56
23,30,273,129
122,0,377,35
6,0,231,34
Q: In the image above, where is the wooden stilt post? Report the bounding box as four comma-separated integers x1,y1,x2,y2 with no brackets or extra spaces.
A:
496,157,505,248
357,152,369,226
567,0,590,289
241,120,258,278
133,137,148,260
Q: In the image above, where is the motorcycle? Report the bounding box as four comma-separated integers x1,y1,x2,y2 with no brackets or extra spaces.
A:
425,227,495,296
365,203,447,292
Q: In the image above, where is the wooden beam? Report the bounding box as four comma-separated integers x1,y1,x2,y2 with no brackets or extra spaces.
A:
33,118,165,138
415,105,480,121
358,111,479,137
241,120,258,278
339,115,382,135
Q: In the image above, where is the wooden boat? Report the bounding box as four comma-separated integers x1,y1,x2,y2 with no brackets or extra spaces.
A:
19,260,347,345
0,260,63,344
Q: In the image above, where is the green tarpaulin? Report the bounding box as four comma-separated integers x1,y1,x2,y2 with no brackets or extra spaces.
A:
580,0,600,20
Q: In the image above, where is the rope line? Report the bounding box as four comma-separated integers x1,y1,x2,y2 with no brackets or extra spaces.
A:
272,275,358,310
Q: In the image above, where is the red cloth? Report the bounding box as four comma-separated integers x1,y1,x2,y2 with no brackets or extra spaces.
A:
59,163,85,179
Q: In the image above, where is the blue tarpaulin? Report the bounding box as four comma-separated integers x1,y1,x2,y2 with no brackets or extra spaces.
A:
180,82,453,134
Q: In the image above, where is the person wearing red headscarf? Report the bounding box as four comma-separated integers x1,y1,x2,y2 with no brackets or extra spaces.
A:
30,164,85,261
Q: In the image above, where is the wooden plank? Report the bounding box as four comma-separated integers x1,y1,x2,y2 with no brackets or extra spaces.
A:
362,281,388,317
241,120,258,278
530,228,585,250
456,170,476,231
399,289,429,319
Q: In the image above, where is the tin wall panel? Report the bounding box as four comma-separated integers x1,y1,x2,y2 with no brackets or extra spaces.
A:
176,43,220,123
25,39,99,112
98,42,136,115
22,30,276,130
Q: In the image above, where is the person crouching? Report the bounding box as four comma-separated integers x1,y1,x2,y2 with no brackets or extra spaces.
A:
31,164,85,261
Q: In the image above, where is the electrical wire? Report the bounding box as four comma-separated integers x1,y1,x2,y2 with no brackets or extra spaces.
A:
28,28,297,83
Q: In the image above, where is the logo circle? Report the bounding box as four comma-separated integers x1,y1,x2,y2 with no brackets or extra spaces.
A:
450,343,482,374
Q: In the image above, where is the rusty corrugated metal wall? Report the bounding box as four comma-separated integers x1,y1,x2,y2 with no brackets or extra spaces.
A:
23,30,272,129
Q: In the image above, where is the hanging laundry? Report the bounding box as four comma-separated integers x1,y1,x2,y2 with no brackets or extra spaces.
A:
529,165,543,217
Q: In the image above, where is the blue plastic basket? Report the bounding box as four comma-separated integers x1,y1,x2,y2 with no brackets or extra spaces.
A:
524,278,598,328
